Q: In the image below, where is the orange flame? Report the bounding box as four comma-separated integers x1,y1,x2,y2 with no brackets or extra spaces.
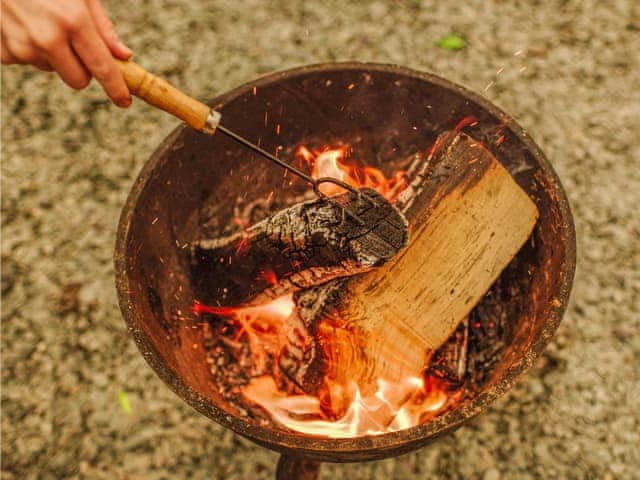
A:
256,268,278,287
296,145,407,201
201,295,295,372
243,372,454,438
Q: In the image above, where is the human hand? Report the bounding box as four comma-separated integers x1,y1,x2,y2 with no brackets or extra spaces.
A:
1,0,132,107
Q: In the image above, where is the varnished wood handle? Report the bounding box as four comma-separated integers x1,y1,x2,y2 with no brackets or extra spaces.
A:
116,59,220,133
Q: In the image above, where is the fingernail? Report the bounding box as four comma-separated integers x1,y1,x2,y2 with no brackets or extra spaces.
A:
117,40,133,58
119,96,132,108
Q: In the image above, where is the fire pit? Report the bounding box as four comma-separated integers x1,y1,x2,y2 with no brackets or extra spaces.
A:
114,63,575,478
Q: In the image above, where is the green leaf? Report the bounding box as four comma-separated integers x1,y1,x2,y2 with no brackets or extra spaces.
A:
118,390,133,415
437,34,467,51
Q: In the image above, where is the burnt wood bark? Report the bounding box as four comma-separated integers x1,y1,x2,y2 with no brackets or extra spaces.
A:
284,131,539,395
191,188,408,306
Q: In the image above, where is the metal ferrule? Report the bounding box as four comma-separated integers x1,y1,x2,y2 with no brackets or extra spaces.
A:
202,109,222,134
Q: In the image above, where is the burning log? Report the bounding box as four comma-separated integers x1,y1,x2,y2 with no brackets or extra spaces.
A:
191,188,409,305
285,131,539,395
426,317,469,386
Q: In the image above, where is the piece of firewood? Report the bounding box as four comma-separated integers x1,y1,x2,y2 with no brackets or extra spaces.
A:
191,188,408,305
286,131,539,395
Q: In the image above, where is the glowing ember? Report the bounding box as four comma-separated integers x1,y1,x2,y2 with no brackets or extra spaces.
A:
296,145,407,201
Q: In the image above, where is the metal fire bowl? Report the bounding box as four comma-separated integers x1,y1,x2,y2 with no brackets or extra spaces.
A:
114,63,575,463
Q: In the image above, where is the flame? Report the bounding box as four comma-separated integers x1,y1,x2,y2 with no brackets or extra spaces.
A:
296,145,407,201
198,295,295,372
243,373,454,438
256,268,278,287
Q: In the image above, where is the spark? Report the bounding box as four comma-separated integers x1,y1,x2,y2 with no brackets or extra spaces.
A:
235,235,250,256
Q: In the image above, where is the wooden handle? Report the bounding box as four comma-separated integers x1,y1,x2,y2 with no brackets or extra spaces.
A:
117,59,218,133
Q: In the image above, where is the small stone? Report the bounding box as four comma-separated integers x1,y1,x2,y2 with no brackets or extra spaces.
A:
483,468,501,480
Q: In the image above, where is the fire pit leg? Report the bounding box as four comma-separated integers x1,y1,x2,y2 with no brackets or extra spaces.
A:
276,454,321,480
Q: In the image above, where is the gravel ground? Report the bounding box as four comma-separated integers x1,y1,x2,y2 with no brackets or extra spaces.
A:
2,0,639,478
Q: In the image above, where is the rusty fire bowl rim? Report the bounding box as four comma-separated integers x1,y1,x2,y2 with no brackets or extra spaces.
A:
114,62,576,462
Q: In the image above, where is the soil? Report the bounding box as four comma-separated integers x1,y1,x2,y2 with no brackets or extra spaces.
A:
2,0,638,478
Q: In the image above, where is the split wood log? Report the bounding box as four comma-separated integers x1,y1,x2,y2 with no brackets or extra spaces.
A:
191,188,408,306
282,131,539,395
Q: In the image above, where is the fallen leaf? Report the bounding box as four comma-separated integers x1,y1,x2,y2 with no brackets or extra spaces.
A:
437,34,467,51
118,390,133,415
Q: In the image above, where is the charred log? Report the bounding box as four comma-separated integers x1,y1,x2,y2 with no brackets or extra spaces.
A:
191,188,408,306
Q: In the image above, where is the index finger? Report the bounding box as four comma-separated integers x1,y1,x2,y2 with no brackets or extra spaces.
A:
70,14,131,107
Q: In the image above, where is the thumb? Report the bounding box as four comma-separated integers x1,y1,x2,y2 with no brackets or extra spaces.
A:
85,0,132,60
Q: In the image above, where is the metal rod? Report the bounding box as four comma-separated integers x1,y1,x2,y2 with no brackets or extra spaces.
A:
217,125,315,185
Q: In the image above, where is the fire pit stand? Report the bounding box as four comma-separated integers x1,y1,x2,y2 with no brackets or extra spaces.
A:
276,456,321,480
114,63,575,478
